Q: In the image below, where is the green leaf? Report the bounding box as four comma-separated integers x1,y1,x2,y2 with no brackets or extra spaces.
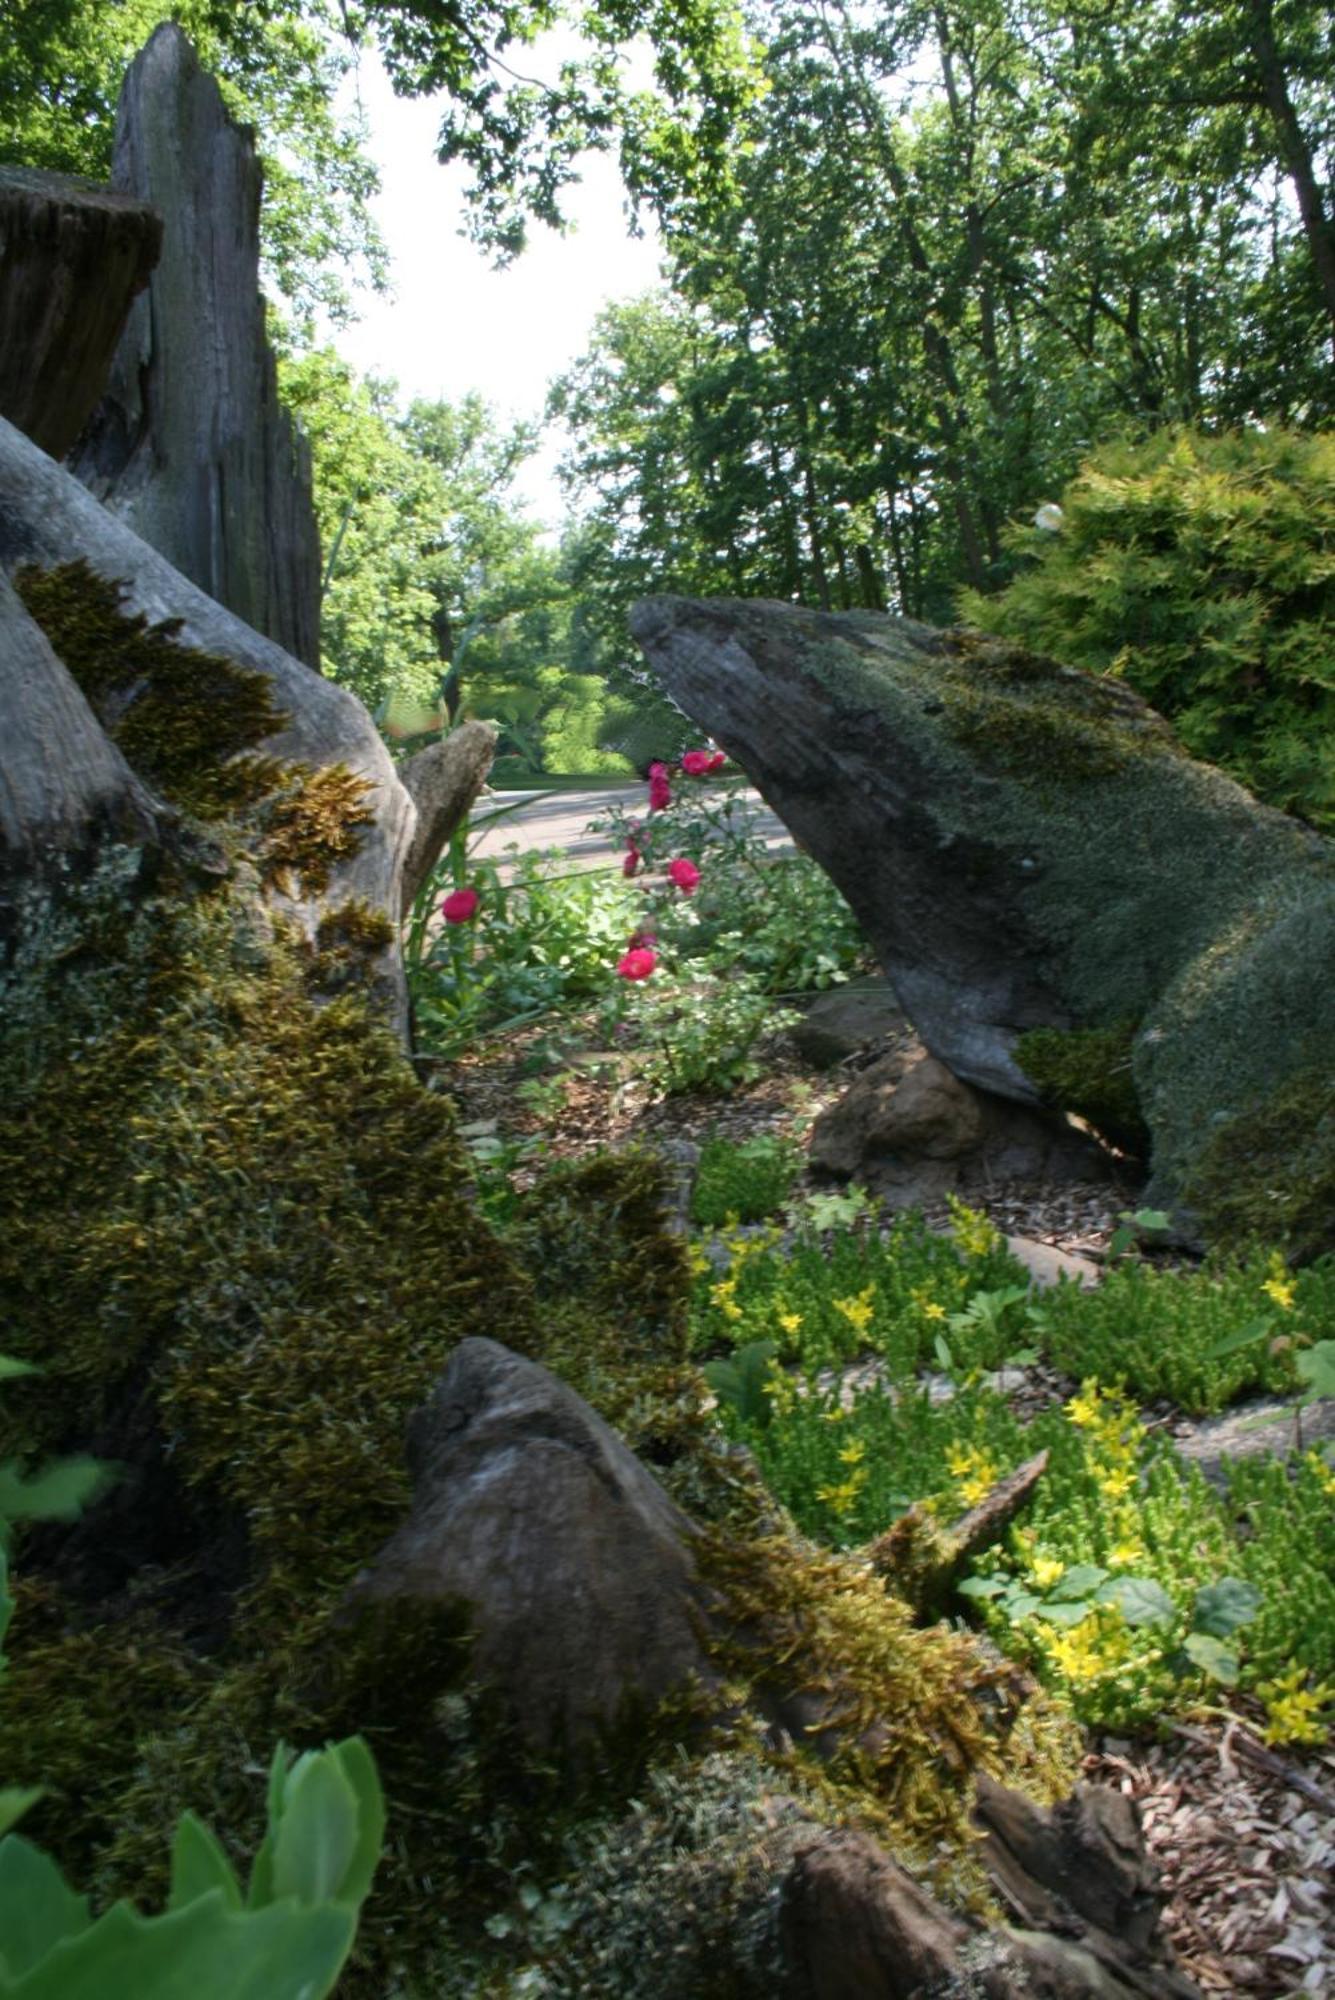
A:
1103,1576,1177,1628
0,1458,112,1526
933,1334,955,1373
269,1755,358,1909
956,1575,1006,1600
169,1814,242,1915
318,1741,383,1910
1041,1599,1097,1628
1203,1317,1273,1361
1003,1591,1042,1620
1049,1563,1108,1601
0,1794,43,1841
0,1835,91,1981
1181,1632,1240,1686
1295,1341,1335,1399
0,1360,39,1383
2,1891,356,1999
1192,1577,1261,1639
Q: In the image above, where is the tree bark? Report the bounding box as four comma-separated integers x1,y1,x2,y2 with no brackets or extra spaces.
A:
68,24,322,669
0,166,162,462
0,570,161,874
0,415,413,993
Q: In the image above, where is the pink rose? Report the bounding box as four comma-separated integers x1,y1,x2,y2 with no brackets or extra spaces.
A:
666,857,701,895
707,750,727,772
440,887,480,923
680,749,711,776
622,842,641,877
617,947,657,980
648,774,672,812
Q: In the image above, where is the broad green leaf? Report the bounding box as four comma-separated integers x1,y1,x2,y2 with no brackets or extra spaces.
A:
1103,1576,1177,1628
0,1360,39,1383
1203,1317,1273,1361
0,1794,43,1840
1041,1600,1096,1628
270,1754,359,1908
933,1335,954,1373
1182,1632,1240,1686
168,1814,242,1914
1296,1342,1335,1399
0,1835,90,1980
0,1458,112,1525
1049,1563,1108,1601
321,1740,384,1909
3,1890,355,2000
1192,1578,1261,1639
956,1575,1005,1600
1004,1591,1041,1620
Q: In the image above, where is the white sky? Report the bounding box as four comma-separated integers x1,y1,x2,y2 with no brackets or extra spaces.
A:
331,54,665,525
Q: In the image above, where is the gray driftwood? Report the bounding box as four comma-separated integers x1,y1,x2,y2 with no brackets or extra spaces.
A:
69,24,321,668
0,166,162,461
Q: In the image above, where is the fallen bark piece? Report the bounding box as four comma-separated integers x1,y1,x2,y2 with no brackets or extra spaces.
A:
398,720,498,911
867,1451,1049,1618
0,166,162,460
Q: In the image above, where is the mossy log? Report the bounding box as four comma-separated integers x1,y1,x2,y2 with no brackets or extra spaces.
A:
0,165,162,462
67,25,321,669
631,596,1335,1253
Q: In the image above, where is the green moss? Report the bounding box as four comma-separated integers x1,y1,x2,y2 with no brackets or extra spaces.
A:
1185,1062,1335,1261
1014,1022,1149,1156
257,763,377,898
932,627,1183,784
15,562,288,817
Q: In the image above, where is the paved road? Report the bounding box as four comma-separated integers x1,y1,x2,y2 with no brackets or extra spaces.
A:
468,782,792,878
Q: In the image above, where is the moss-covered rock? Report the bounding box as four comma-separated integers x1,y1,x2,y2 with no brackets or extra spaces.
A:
631,594,1335,1254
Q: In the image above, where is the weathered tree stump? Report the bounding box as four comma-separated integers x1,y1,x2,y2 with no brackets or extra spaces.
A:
0,165,162,461
69,24,321,669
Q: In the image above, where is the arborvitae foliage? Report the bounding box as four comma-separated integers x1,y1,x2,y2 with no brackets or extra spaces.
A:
959,429,1335,832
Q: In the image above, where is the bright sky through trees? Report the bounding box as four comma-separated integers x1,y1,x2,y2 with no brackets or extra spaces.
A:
331,51,664,523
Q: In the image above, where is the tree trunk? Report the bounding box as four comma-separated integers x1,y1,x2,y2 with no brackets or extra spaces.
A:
0,167,162,463
0,414,416,1024
68,24,322,669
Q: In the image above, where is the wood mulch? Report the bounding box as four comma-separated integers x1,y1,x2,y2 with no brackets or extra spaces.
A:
431,1017,1335,1999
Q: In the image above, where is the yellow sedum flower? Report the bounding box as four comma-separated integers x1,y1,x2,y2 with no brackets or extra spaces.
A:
944,1440,997,1507
1066,1382,1104,1429
1042,1609,1133,1687
1108,1540,1146,1568
1306,1452,1335,1499
816,1466,868,1518
910,1286,947,1322
776,1308,804,1337
1031,1556,1065,1590
838,1438,867,1467
1097,1466,1135,1502
832,1286,877,1337
709,1276,744,1324
1260,1252,1296,1312
1258,1669,1333,1747
946,1194,1003,1259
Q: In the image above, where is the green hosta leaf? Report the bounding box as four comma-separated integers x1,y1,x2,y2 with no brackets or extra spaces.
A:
169,1814,242,1915
1049,1563,1108,1601
0,1795,43,1841
1003,1591,1042,1620
0,1835,91,1981
1295,1341,1335,1399
703,1342,776,1429
1192,1577,1261,1639
1182,1632,1240,1686
1103,1576,1177,1628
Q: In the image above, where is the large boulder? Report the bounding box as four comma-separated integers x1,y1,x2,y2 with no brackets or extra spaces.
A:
341,1338,715,1756
630,596,1335,1251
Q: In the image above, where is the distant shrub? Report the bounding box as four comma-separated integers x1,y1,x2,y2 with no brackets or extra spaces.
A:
959,427,1335,831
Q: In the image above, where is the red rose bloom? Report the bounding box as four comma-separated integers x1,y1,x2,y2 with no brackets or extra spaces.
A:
666,857,701,895
622,842,641,877
680,749,711,776
617,947,657,980
440,887,480,923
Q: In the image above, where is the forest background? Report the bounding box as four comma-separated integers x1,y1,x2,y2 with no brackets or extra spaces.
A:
5,0,1333,780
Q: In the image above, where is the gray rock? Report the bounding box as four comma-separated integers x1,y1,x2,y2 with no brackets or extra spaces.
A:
791,978,911,1067
341,1338,714,1756
1170,1394,1335,1487
808,1045,1104,1207
1005,1235,1102,1290
630,595,1335,1248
